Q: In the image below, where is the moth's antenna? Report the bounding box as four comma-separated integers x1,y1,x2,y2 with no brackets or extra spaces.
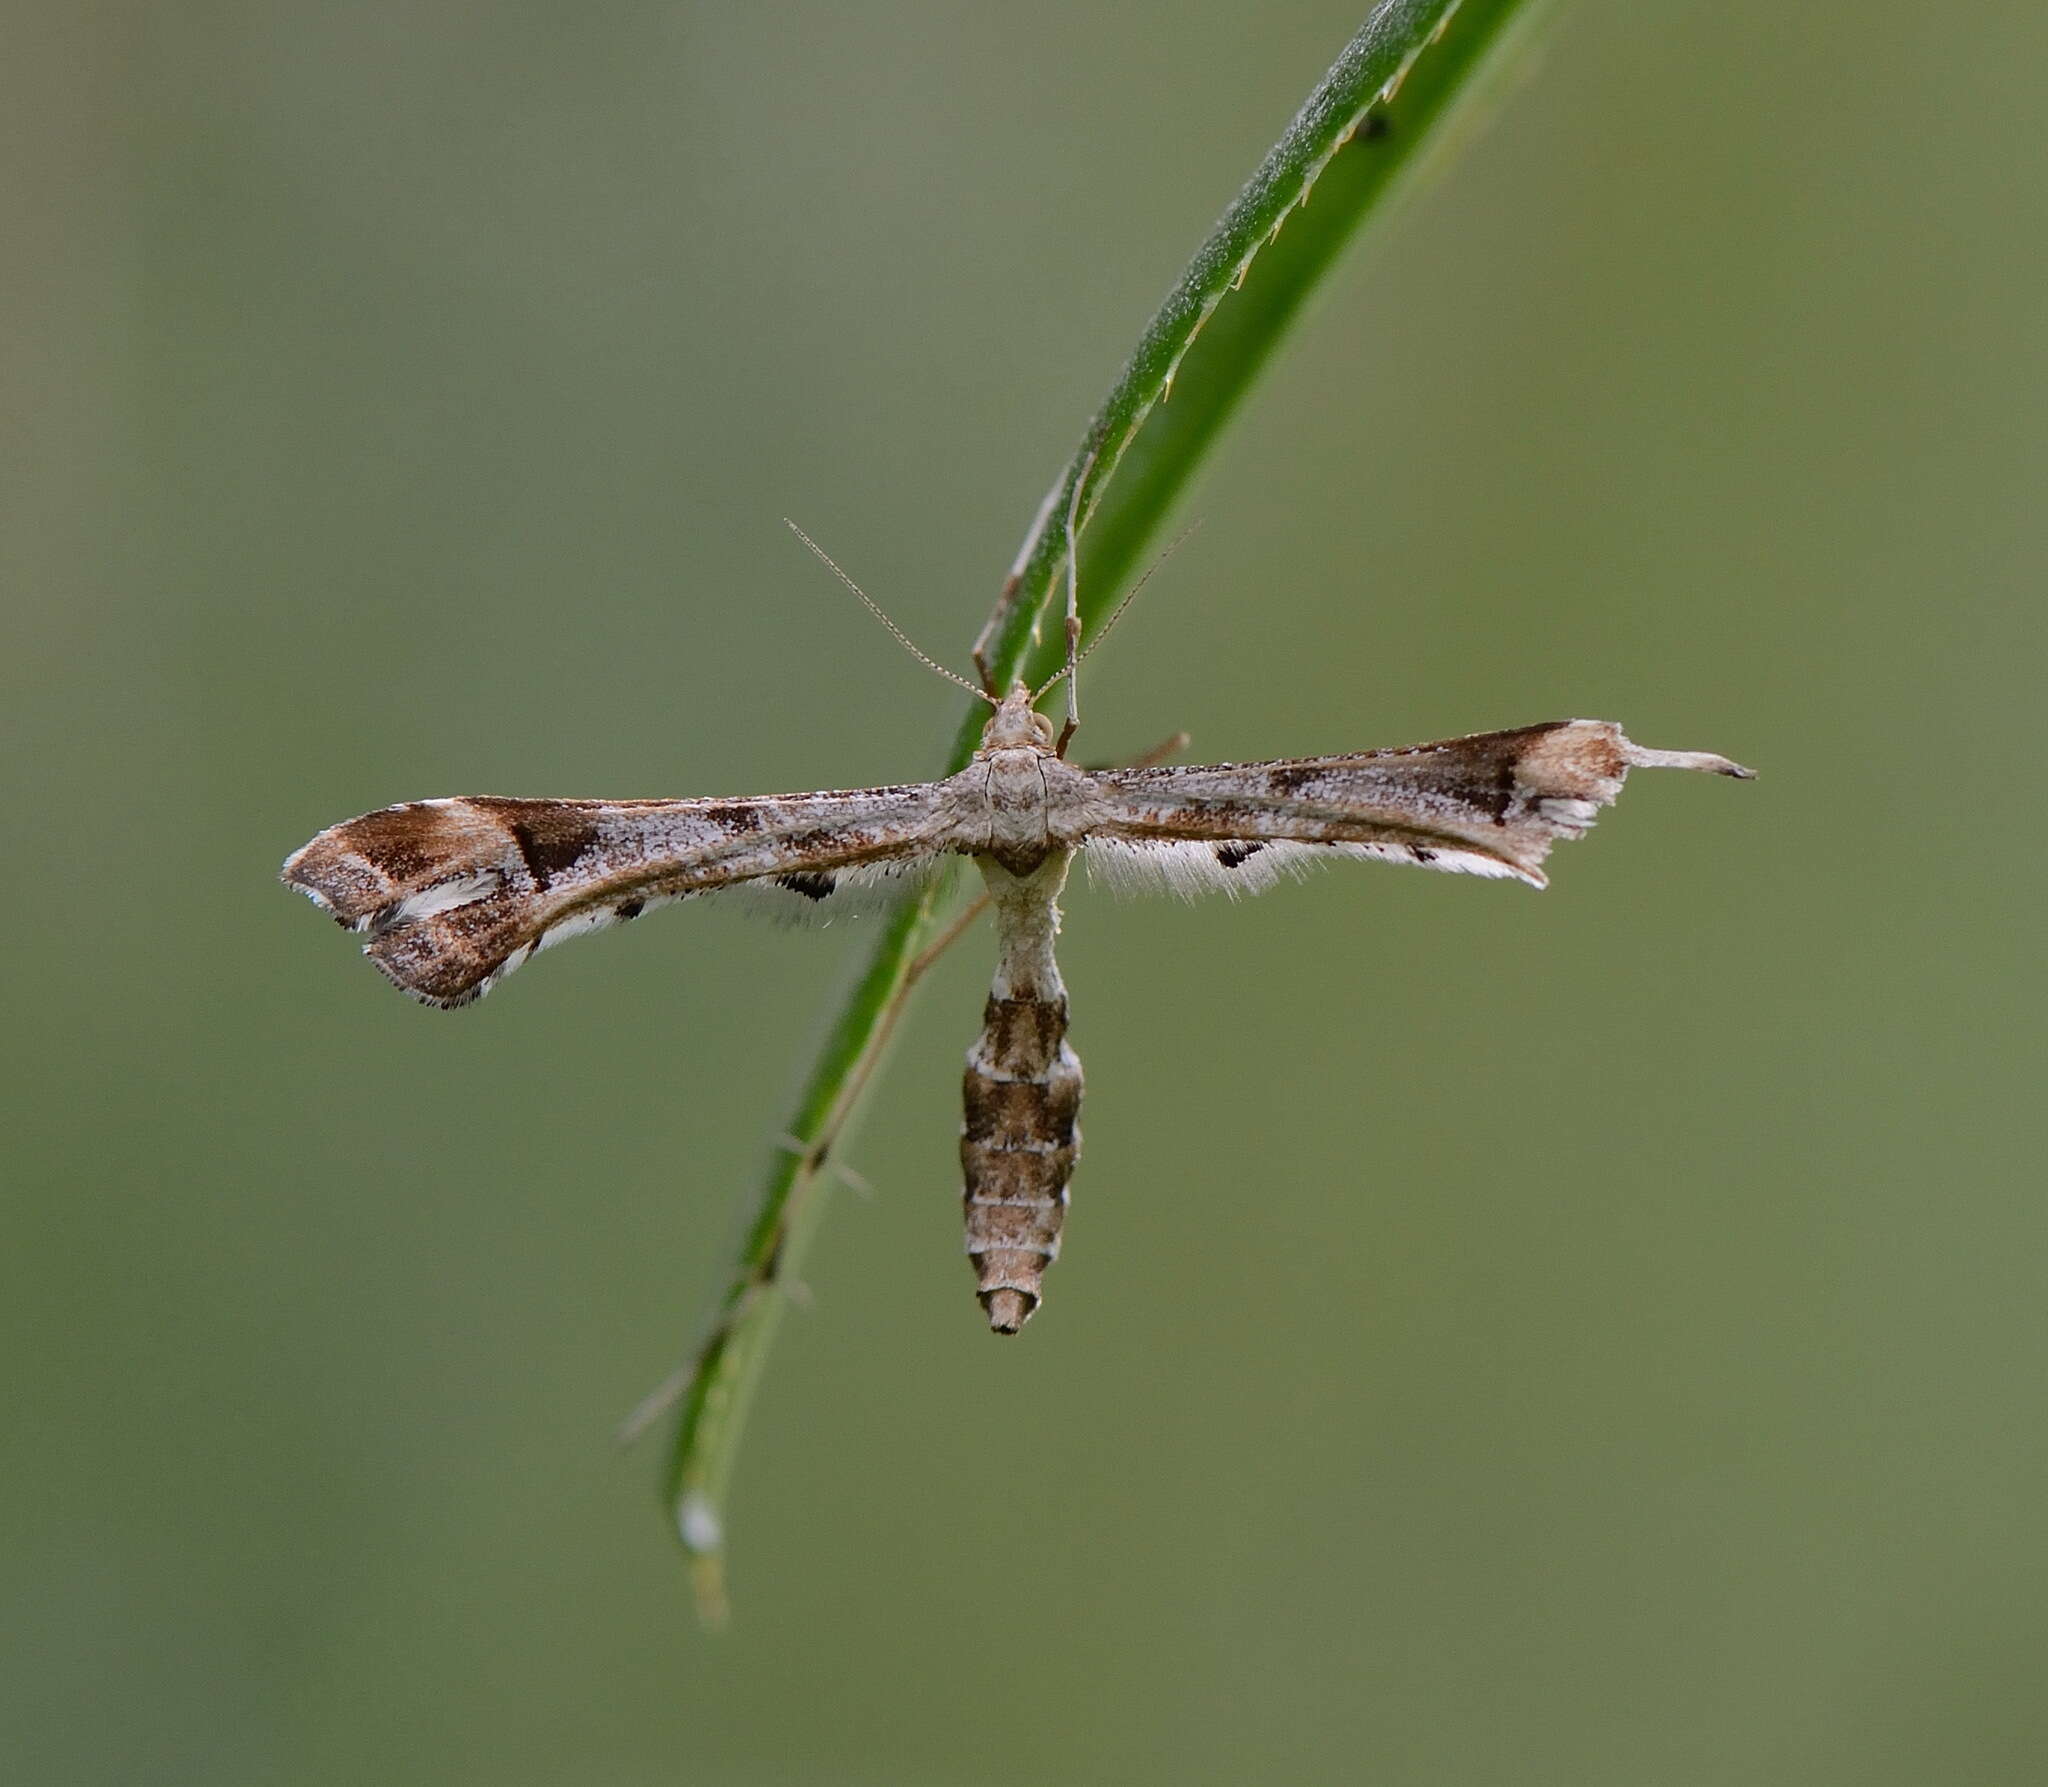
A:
1034,519,1202,704
785,519,995,706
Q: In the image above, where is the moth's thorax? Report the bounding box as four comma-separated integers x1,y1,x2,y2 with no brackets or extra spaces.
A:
977,748,1054,874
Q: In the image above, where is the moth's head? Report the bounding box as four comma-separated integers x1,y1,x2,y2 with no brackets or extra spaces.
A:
978,682,1056,754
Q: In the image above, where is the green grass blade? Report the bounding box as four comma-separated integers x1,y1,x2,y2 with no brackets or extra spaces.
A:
660,0,1549,1621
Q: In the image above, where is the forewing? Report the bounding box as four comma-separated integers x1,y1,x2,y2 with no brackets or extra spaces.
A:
282,782,953,1006
1082,721,1750,896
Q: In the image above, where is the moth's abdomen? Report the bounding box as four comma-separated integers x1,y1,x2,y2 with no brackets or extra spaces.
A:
961,991,1082,1334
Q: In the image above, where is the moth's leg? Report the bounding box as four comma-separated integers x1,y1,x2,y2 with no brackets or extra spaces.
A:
971,593,1006,698
1055,450,1098,756
1084,729,1190,774
905,886,993,980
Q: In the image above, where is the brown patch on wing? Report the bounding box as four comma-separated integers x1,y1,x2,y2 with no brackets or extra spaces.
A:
338,805,455,887
698,801,764,833
281,798,553,1007
469,799,601,887
282,801,487,924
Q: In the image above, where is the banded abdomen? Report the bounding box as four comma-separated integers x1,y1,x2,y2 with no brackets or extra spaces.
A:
961,851,1081,1333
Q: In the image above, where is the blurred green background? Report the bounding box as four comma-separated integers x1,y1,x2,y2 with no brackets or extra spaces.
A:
7,2,2044,1782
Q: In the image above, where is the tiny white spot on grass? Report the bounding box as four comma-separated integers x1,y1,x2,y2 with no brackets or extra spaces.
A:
678,1493,723,1554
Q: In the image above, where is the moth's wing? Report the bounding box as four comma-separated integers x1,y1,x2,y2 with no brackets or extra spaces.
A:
718,854,944,926
282,782,957,1007
1080,721,1750,898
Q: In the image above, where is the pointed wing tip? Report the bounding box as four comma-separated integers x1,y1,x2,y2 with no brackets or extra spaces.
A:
279,839,319,894
280,845,368,930
372,957,488,1010
280,859,333,911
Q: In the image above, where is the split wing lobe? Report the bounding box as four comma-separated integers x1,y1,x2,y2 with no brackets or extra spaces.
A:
281,782,954,1007
1081,720,1751,895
